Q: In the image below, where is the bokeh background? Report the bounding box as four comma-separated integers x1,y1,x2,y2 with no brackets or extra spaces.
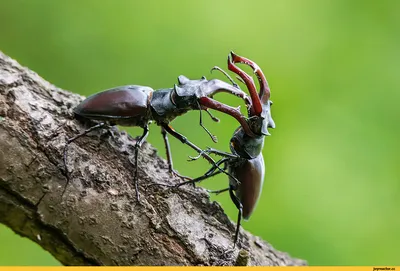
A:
0,0,399,266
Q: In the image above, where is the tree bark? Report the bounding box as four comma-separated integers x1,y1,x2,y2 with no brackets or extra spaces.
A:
0,51,307,266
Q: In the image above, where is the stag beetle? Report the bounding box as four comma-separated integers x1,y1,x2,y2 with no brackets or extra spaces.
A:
64,73,256,200
176,52,275,245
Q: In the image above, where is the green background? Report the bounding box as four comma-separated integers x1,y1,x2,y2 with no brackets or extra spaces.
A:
0,0,399,266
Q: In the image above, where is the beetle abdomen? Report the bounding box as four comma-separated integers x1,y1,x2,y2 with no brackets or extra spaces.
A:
74,85,153,126
233,154,265,220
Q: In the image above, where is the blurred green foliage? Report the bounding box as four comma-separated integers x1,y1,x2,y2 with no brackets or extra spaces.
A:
0,0,399,266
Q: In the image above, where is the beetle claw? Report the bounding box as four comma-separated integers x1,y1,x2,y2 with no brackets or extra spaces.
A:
187,153,203,161
188,147,212,161
170,169,192,181
188,154,202,161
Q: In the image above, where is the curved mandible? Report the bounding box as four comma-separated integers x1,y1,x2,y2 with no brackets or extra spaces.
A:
230,52,271,104
227,54,262,117
198,97,256,138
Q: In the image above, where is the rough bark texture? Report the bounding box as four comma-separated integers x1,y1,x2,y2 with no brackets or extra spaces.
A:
0,51,307,266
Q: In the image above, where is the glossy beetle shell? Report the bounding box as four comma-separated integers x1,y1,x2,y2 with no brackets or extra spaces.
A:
231,154,265,220
74,85,153,127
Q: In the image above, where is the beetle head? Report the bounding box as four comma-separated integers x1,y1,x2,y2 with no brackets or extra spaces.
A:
247,100,275,136
174,75,207,97
228,52,275,137
171,76,206,109
172,83,198,109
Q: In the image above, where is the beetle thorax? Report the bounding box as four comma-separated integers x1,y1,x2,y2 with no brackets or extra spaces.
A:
229,127,265,160
149,88,195,125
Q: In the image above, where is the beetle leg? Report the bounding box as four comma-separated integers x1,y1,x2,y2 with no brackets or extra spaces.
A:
203,148,238,159
228,54,262,117
230,52,271,104
196,100,218,143
133,125,150,201
174,157,230,188
229,185,243,247
162,124,209,161
187,147,211,161
188,147,237,161
187,150,206,161
161,127,192,181
161,124,237,181
206,187,230,195
62,122,106,197
198,97,256,138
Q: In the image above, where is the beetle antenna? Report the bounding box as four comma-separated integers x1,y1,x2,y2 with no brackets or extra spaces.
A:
204,108,220,122
211,66,240,89
196,100,218,143
188,148,210,161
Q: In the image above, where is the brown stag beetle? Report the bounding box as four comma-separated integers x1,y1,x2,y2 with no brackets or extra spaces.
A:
63,73,256,200
175,52,275,246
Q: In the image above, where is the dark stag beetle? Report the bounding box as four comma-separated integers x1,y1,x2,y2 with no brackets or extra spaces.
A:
176,52,275,246
63,73,256,200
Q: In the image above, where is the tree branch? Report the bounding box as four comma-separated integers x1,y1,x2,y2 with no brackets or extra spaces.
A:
0,51,306,266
